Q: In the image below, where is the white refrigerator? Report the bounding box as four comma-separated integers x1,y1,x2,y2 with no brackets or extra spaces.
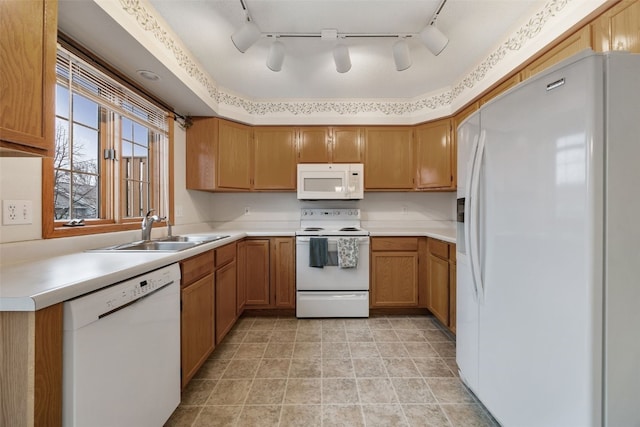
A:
456,50,640,427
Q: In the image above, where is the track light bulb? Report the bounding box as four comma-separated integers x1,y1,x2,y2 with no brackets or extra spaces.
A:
420,25,449,56
267,40,285,71
231,20,261,53
392,39,412,71
333,44,351,73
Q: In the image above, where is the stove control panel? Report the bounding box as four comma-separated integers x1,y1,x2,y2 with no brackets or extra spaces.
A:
300,208,360,219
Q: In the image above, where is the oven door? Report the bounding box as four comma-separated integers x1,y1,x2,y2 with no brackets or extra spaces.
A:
296,236,370,291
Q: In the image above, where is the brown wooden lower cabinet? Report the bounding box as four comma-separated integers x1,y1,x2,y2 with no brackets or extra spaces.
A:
272,237,296,308
215,259,237,344
180,272,215,388
425,238,457,333
241,237,296,310
242,239,271,306
180,250,215,388
370,237,419,307
371,236,457,333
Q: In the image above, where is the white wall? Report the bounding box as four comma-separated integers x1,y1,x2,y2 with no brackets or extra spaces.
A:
0,157,43,243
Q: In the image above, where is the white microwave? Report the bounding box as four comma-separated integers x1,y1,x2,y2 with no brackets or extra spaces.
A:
297,163,364,200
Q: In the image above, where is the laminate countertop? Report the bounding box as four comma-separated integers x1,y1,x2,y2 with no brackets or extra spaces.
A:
0,223,456,311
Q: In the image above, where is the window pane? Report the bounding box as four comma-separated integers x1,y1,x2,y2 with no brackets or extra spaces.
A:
54,118,70,170
72,94,98,127
121,117,133,140
53,170,71,220
133,122,148,147
56,84,69,118
72,124,99,174
72,172,99,219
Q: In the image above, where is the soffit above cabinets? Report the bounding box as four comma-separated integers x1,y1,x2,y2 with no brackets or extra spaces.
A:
57,0,607,124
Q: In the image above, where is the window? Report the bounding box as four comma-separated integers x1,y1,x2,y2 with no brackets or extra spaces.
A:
43,46,173,238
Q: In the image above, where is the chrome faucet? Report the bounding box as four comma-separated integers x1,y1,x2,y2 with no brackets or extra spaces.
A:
141,209,165,241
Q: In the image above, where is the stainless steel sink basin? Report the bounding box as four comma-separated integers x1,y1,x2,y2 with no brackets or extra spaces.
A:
159,235,228,243
88,235,229,252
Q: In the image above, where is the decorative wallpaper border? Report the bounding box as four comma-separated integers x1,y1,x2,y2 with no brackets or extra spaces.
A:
119,0,572,118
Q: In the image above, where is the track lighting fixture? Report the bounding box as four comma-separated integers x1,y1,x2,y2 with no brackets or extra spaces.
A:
392,38,412,71
332,44,352,73
266,39,285,71
230,0,449,72
231,20,261,53
420,25,448,56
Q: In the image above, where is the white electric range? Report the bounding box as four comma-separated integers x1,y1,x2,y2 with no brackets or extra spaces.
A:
295,208,370,318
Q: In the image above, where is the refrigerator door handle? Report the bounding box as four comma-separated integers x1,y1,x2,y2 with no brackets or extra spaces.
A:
469,130,486,302
464,133,480,301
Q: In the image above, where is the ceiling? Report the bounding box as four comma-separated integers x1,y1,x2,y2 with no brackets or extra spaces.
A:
57,0,576,120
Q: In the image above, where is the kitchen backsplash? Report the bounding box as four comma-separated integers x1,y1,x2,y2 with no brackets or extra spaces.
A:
206,191,455,225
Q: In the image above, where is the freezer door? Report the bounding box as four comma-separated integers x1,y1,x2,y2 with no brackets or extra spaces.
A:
455,111,481,393
477,53,604,426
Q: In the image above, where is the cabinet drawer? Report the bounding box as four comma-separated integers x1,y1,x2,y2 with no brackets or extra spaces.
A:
371,237,419,251
180,250,215,287
428,239,449,259
215,242,237,267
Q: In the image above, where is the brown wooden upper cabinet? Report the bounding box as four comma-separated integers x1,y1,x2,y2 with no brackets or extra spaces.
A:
216,120,252,190
253,127,297,190
523,26,592,79
415,119,454,190
0,0,57,156
364,127,414,190
297,126,362,163
186,119,297,191
591,0,640,53
186,118,251,191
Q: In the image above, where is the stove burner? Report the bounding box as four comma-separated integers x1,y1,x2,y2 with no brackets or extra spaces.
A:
339,227,360,232
304,227,324,231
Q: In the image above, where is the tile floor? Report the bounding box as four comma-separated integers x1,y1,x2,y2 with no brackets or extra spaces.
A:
165,315,497,427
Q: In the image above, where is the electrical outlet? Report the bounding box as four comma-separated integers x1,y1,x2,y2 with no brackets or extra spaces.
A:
2,200,32,225
402,205,408,215
244,206,251,215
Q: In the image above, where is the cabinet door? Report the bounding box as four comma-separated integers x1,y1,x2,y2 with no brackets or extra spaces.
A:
331,127,362,163
236,241,247,316
181,273,215,388
215,261,237,344
254,127,297,190
217,120,252,190
370,251,419,307
0,0,56,155
245,240,271,306
592,0,640,53
298,127,331,163
449,252,457,334
364,127,415,189
415,119,453,189
271,237,295,308
523,25,592,79
427,253,449,326
186,118,217,190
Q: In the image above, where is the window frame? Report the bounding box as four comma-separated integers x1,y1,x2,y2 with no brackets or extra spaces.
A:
43,38,174,239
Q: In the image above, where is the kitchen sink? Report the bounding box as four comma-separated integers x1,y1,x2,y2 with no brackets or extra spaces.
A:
88,235,229,252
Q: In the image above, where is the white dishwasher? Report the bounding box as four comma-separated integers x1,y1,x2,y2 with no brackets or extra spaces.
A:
63,263,181,427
